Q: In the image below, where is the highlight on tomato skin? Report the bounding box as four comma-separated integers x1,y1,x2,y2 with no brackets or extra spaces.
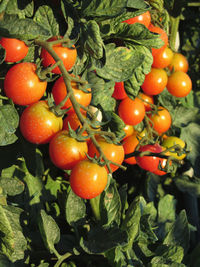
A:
70,160,108,199
0,37,29,62
152,47,174,69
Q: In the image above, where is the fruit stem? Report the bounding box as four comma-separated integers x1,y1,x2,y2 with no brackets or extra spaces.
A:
169,15,180,52
90,195,101,221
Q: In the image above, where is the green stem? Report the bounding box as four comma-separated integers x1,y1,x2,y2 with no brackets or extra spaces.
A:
54,252,72,267
169,15,180,51
90,195,101,221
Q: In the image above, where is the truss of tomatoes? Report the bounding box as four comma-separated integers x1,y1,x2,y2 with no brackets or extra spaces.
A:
1,15,191,200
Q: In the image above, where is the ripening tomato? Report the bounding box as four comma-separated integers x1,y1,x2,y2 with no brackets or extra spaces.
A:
112,82,127,100
118,97,145,126
41,36,77,74
49,130,88,170
149,107,171,134
63,111,86,132
162,136,186,160
0,37,29,62
168,53,189,73
148,24,168,57
52,76,92,112
123,133,139,164
138,92,154,111
20,101,63,144
167,71,192,98
136,143,167,175
88,137,125,172
152,47,173,69
122,11,151,28
141,68,168,95
123,124,135,139
4,63,47,106
70,160,108,199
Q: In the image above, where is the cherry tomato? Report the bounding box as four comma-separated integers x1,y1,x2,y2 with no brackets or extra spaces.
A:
63,111,87,136
123,124,134,139
123,133,139,164
118,97,145,126
136,143,167,175
112,82,127,100
88,137,125,173
20,101,63,144
52,76,92,112
168,53,189,73
70,160,108,199
149,107,171,134
152,47,173,69
122,11,151,28
162,136,186,160
41,36,77,74
4,62,47,106
148,24,168,57
49,130,88,170
0,37,29,62
138,92,154,111
167,71,192,98
141,68,168,95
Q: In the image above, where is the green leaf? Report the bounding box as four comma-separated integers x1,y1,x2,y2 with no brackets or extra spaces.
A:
33,5,60,37
0,0,10,13
65,189,86,226
6,0,34,18
38,210,60,254
0,252,15,267
155,245,184,264
163,210,190,253
0,205,27,262
124,46,153,97
0,104,19,146
158,194,176,223
0,45,6,63
100,179,122,227
80,20,104,59
103,111,125,140
174,176,200,197
45,174,62,199
80,226,128,254
121,196,143,249
0,177,24,196
96,43,144,82
0,14,50,40
150,256,186,267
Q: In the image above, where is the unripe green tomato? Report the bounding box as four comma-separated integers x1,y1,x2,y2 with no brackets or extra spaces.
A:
162,136,186,160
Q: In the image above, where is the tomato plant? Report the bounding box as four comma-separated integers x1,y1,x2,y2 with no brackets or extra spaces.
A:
152,46,174,69
118,97,145,125
70,160,108,199
0,37,29,62
122,11,151,28
4,62,47,106
20,101,63,144
41,36,77,74
88,137,124,172
168,52,189,73
141,68,168,95
149,106,172,134
52,76,92,111
49,130,88,170
167,71,192,97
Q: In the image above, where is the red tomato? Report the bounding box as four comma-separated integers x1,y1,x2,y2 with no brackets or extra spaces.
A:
149,107,171,134
63,111,87,134
118,97,145,126
20,101,63,144
70,160,108,199
138,92,154,111
167,71,192,98
0,37,29,62
41,36,77,74
141,68,168,95
152,47,173,69
123,124,134,139
123,133,139,164
88,137,125,173
136,143,167,175
49,130,88,170
122,11,151,28
168,53,189,73
148,24,168,57
112,82,127,100
4,63,47,106
52,76,92,112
